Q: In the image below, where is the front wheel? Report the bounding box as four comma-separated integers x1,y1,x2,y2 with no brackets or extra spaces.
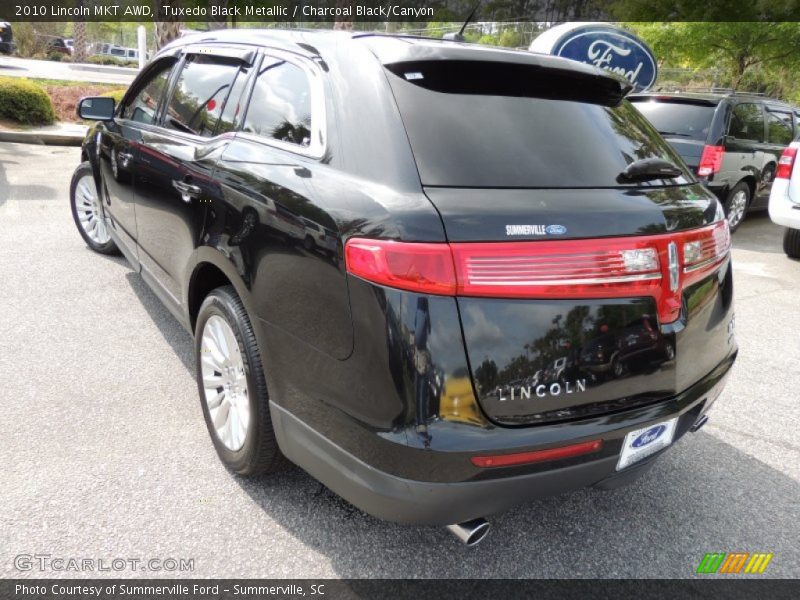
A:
784,228,800,259
723,182,750,233
70,161,119,255
195,286,282,476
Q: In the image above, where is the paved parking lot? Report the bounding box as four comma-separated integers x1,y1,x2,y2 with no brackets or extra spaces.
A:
1,142,798,578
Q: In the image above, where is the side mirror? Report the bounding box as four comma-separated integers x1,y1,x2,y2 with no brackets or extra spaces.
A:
77,96,115,121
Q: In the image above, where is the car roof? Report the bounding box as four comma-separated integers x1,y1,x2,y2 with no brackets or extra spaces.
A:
159,28,627,87
630,91,797,110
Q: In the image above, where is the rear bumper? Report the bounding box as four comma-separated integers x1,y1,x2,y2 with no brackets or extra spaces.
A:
271,355,733,525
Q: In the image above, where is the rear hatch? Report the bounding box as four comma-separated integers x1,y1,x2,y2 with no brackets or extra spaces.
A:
629,97,719,172
384,55,736,426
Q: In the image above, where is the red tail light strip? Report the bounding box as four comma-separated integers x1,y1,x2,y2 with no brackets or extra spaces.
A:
471,439,603,468
698,145,725,177
344,220,731,325
776,147,797,180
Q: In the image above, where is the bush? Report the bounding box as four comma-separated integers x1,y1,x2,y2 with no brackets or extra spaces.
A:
100,89,127,105
0,77,56,125
46,51,66,62
85,55,137,68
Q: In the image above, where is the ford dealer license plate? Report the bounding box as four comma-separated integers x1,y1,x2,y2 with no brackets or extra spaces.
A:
617,417,678,471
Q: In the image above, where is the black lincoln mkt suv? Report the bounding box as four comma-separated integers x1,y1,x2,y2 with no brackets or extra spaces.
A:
71,30,737,546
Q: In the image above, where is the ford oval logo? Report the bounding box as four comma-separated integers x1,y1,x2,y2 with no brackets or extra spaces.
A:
546,224,567,235
531,24,658,92
632,425,667,448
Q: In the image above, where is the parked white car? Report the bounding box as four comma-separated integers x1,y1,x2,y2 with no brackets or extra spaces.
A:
768,140,800,258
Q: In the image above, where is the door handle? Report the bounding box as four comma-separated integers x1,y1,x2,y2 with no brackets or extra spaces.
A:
172,180,202,203
117,151,133,167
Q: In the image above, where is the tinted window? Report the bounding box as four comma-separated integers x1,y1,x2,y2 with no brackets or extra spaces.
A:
630,100,715,141
164,56,241,138
243,60,312,147
767,111,793,145
728,103,764,142
216,66,250,135
122,59,175,124
385,61,691,188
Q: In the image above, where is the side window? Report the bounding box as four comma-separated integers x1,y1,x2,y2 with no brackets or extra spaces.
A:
121,59,175,125
767,111,793,145
243,59,312,147
163,55,242,138
728,103,764,142
216,66,250,135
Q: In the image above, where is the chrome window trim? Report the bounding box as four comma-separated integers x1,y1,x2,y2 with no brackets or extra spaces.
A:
237,48,327,160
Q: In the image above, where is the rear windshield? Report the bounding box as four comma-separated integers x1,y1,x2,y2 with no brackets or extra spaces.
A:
385,61,691,188
630,100,716,141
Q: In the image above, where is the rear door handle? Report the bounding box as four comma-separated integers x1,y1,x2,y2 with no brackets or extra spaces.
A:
172,180,202,203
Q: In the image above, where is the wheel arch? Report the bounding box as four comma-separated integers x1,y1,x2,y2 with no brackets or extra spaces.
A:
185,249,258,335
736,175,757,201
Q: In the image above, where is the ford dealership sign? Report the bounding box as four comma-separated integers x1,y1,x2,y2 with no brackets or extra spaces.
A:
530,23,658,92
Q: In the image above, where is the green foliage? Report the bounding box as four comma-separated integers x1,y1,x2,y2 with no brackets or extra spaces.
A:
625,22,800,101
85,55,138,68
0,77,56,125
46,52,66,62
100,89,127,105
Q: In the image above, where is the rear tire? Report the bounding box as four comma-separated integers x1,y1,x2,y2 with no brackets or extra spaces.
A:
70,162,119,255
195,286,282,476
784,228,800,259
723,182,750,233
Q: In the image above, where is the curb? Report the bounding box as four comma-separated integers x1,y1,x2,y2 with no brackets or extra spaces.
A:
0,129,83,146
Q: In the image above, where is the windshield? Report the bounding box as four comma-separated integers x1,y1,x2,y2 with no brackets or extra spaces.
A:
385,61,692,188
630,100,715,141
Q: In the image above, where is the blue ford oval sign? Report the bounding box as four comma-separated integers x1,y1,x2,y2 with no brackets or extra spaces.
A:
545,225,567,235
632,425,667,448
530,23,658,92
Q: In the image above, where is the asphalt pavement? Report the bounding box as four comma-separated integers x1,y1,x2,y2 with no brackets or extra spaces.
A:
0,55,136,84
0,142,798,579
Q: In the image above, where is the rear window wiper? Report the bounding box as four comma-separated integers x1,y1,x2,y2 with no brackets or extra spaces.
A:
617,158,683,183
657,131,693,137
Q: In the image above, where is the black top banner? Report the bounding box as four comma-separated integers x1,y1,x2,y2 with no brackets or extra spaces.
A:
1,0,800,23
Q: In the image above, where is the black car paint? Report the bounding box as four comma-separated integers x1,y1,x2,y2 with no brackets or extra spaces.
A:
79,30,737,525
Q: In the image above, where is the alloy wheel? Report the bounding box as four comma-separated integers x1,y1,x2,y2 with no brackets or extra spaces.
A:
727,190,747,230
74,175,111,245
200,315,250,452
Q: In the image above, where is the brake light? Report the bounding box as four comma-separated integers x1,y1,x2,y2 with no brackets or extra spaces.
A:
776,147,798,180
344,240,456,296
698,145,724,177
344,221,731,325
471,439,603,468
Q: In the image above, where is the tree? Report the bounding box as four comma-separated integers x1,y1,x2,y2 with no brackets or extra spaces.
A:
153,0,182,50
72,0,87,62
627,22,800,90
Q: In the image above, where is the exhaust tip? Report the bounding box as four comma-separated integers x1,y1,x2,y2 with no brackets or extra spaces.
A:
446,518,491,547
691,414,709,433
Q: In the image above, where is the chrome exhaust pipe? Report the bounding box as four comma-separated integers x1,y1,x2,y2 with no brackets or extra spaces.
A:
446,518,491,546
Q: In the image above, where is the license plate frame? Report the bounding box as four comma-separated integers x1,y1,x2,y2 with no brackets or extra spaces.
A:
616,417,678,471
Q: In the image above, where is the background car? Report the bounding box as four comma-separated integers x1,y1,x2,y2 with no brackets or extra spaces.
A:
0,21,15,55
630,91,800,232
768,137,800,258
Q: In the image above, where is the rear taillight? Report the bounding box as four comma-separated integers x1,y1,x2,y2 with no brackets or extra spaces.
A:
345,221,731,325
698,145,725,177
776,147,798,180
343,240,456,296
